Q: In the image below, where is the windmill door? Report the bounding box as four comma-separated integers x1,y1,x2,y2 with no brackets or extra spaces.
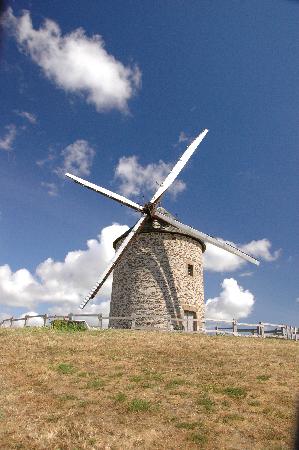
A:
184,311,196,332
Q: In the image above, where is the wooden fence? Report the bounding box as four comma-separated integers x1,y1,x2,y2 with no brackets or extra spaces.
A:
0,313,298,340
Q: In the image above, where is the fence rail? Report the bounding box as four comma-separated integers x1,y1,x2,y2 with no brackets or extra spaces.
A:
0,313,298,340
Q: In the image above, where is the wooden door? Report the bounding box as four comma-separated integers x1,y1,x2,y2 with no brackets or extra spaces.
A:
184,311,196,332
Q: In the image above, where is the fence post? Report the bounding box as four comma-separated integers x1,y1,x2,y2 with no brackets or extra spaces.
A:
98,313,103,329
68,313,73,321
257,322,261,337
131,314,136,329
215,325,219,335
10,317,13,327
232,319,238,336
281,325,286,339
258,321,264,338
24,315,28,327
43,314,48,327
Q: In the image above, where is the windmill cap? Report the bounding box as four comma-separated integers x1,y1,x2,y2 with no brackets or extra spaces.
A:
113,207,206,252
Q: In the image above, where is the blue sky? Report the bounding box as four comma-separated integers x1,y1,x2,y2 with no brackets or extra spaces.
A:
0,0,298,325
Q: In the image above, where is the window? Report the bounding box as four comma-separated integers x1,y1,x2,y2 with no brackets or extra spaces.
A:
187,264,194,276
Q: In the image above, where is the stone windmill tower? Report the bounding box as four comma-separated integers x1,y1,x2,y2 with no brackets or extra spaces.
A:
66,129,259,330
110,210,206,330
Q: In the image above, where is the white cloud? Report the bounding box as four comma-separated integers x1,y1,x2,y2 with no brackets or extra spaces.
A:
6,8,141,112
41,182,58,197
296,297,299,303
178,131,189,143
0,265,38,308
204,238,280,272
0,124,17,151
241,239,281,262
16,110,37,124
0,224,129,311
0,312,10,326
56,139,95,177
115,155,186,199
205,278,255,320
15,312,45,327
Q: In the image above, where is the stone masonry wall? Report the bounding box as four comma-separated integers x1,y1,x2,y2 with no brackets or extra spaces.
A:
109,230,205,329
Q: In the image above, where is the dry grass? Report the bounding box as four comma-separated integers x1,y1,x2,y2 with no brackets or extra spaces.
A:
0,328,298,449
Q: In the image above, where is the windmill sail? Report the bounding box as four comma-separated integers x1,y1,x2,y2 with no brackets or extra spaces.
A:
154,210,259,266
150,129,208,205
80,215,147,309
66,173,144,213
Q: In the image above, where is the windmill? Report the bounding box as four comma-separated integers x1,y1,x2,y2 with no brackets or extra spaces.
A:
66,129,259,330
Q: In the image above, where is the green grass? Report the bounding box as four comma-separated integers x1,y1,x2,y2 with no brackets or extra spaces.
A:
127,398,152,412
175,422,198,430
129,375,142,382
223,386,247,399
189,431,208,445
56,363,76,374
114,392,127,403
197,394,215,412
222,413,244,423
51,319,87,332
256,374,271,381
59,394,77,401
86,379,104,390
165,378,186,389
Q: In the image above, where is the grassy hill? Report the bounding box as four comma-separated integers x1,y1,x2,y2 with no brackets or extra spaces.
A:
0,328,298,449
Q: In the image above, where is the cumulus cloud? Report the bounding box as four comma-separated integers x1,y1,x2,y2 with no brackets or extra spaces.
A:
55,139,95,177
241,239,281,262
13,311,45,327
205,278,255,320
0,265,38,308
0,124,17,151
0,311,44,328
41,182,58,197
5,8,141,112
0,312,10,325
115,155,186,199
0,224,128,311
204,238,280,272
16,110,37,124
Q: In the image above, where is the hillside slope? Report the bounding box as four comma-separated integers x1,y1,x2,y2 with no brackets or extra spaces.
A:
0,328,298,449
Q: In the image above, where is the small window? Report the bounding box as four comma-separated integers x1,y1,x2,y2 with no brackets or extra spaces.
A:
187,264,194,276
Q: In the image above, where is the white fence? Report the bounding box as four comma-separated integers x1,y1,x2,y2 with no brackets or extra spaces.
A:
0,313,298,340
0,313,299,341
